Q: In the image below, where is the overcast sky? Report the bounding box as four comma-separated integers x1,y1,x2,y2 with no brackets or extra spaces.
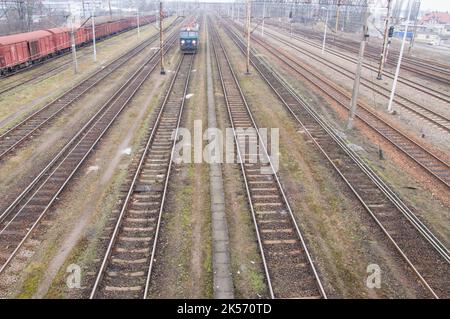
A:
421,0,450,11
170,0,450,12
194,0,450,11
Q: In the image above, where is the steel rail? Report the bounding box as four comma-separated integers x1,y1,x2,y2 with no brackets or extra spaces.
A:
267,21,450,89
221,20,449,298
0,17,169,89
211,20,327,299
225,17,450,264
234,22,450,189
0,26,181,225
0,30,180,276
0,18,182,161
89,54,193,299
262,21,450,103
144,54,194,299
259,28,450,133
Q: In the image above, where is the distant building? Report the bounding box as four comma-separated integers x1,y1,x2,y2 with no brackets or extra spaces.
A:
420,11,450,25
415,32,441,45
403,11,450,46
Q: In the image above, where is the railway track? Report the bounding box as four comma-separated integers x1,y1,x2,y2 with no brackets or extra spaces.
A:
0,53,81,95
259,28,450,133
270,21,450,87
0,21,164,95
230,23,450,189
89,53,193,299
211,22,326,299
330,34,450,83
0,18,181,161
0,28,180,276
264,21,450,103
218,20,450,298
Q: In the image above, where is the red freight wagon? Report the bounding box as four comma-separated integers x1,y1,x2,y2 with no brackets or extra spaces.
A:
140,15,156,26
122,18,132,30
0,30,54,73
74,28,87,46
1,14,160,75
46,28,71,51
82,16,125,40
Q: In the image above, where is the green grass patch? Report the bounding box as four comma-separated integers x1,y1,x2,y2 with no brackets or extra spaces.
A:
248,269,266,294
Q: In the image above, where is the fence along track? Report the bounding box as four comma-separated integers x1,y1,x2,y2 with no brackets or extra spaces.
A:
0,18,182,161
0,29,180,276
89,54,193,299
220,20,450,298
211,22,326,299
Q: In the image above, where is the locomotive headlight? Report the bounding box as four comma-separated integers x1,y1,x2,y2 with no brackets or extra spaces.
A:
192,40,196,45
181,40,185,44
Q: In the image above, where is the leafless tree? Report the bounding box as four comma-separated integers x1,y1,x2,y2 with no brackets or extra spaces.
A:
0,0,44,33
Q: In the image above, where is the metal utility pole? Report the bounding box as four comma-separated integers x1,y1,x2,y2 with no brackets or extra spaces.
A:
289,6,293,37
261,0,265,37
347,10,369,130
335,0,342,32
376,0,392,80
137,6,140,38
408,0,420,53
91,6,97,62
237,3,240,22
387,0,413,113
82,0,86,18
69,15,78,74
321,6,329,54
108,0,112,17
159,1,165,75
245,0,251,74
231,2,234,20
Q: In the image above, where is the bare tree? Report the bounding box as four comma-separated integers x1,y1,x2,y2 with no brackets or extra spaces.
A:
0,0,70,35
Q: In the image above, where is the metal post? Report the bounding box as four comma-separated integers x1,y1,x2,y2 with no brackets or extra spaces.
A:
408,0,420,53
377,0,392,80
155,1,159,28
108,0,112,17
159,1,165,75
321,7,328,54
261,0,265,37
335,1,341,32
344,5,350,31
387,0,413,113
347,10,369,130
289,5,293,37
70,16,78,74
91,7,97,62
237,3,240,22
246,0,251,74
82,0,86,18
137,7,140,38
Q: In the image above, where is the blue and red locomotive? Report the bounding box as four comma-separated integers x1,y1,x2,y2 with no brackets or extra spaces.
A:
179,20,199,54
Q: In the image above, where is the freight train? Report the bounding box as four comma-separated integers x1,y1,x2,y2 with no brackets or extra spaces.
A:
0,13,167,76
179,19,199,54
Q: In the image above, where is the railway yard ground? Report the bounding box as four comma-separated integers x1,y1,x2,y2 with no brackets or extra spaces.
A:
0,8,448,302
